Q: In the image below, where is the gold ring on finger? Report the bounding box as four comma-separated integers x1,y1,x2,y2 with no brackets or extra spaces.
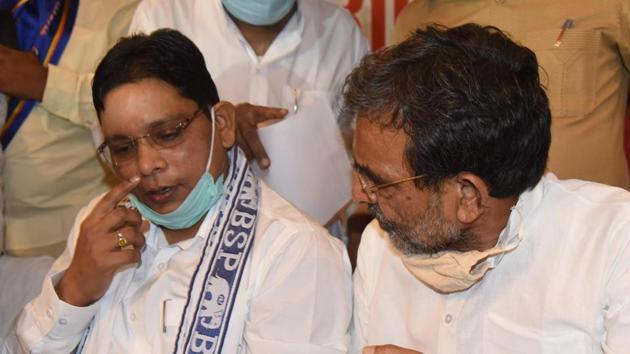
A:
116,230,128,249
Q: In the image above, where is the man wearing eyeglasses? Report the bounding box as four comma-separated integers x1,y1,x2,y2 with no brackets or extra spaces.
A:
345,24,630,354
3,29,351,354
129,0,369,238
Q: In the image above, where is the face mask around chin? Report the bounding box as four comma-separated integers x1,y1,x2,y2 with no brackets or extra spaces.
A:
400,239,520,293
400,207,524,294
128,107,225,230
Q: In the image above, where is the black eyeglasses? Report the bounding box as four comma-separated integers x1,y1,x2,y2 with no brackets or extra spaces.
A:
97,109,203,167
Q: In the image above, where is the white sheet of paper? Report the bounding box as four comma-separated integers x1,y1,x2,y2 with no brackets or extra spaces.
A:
252,90,352,224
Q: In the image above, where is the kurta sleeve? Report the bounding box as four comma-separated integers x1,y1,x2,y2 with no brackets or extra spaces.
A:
2,199,102,354
7,271,99,354
39,64,97,129
40,0,139,130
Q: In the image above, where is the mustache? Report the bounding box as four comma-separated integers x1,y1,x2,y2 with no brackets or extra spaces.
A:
367,203,419,255
367,201,469,256
368,203,394,231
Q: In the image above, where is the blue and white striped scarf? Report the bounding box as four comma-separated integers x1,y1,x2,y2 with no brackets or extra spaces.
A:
173,148,259,354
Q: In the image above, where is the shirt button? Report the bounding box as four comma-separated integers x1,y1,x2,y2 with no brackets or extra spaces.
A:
58,318,68,325
130,313,136,321
46,308,54,318
445,314,453,324
158,263,166,271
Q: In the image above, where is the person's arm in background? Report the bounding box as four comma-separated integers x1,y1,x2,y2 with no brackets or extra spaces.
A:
37,0,141,130
0,45,47,102
0,0,141,131
37,62,97,129
0,10,41,102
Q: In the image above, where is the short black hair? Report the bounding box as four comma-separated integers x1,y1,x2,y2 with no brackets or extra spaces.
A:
343,24,551,198
92,29,219,115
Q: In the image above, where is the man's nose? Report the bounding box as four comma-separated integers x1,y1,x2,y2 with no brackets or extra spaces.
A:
135,139,167,176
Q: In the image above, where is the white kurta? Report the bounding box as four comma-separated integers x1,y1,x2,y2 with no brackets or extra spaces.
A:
130,0,368,113
129,0,369,224
4,182,352,354
352,174,630,354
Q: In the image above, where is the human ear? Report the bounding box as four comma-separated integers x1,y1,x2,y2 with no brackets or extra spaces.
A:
213,101,236,149
454,173,489,224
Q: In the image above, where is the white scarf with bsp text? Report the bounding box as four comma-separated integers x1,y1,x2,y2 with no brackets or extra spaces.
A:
172,148,259,354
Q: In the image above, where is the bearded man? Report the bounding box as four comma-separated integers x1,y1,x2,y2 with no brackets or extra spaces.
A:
345,24,630,354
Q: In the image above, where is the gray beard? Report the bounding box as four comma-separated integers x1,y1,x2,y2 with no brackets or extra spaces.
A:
368,196,473,256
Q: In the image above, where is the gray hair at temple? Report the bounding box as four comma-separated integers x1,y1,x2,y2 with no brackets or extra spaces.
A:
341,23,551,198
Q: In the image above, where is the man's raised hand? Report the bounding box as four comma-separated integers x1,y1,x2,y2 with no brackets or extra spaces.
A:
55,176,145,307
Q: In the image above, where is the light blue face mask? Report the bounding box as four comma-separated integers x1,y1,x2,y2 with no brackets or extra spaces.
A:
222,0,296,26
129,107,225,230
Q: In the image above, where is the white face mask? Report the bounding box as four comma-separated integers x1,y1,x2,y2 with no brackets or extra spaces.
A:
401,208,523,294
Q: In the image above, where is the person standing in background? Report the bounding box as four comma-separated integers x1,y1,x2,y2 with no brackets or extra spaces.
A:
0,0,142,257
0,6,55,343
130,0,370,236
393,0,630,190
0,8,18,253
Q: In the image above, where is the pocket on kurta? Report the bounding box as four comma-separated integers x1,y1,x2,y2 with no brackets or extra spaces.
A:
161,299,186,347
524,28,600,118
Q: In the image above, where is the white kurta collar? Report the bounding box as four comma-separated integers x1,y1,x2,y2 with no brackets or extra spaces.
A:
218,0,304,66
487,173,548,266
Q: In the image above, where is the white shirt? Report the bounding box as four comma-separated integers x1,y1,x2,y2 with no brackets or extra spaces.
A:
352,174,630,354
4,182,352,353
130,0,367,112
129,0,369,224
